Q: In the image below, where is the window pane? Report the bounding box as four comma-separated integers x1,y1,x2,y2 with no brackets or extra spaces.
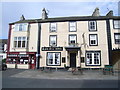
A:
47,53,60,65
114,20,120,28
19,24,23,31
22,37,26,41
14,37,17,41
15,24,19,31
23,23,28,31
70,22,76,31
14,41,17,47
90,35,97,45
86,52,100,65
50,23,56,32
18,41,21,47
89,21,96,31
18,37,21,41
22,41,25,47
50,36,56,46
115,34,120,39
115,34,120,44
69,35,76,43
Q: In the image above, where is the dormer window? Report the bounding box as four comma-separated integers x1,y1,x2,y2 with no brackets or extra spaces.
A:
15,23,28,31
50,23,57,32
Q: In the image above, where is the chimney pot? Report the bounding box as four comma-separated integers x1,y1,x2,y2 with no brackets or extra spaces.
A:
42,8,48,20
106,10,113,16
20,15,25,21
92,7,100,16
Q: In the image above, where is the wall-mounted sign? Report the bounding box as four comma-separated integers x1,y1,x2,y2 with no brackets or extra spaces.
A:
18,54,29,57
42,47,63,51
8,54,29,57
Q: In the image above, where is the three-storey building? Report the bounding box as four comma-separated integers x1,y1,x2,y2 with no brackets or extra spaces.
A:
6,8,120,69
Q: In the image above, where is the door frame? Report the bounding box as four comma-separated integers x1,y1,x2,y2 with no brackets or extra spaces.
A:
70,53,76,67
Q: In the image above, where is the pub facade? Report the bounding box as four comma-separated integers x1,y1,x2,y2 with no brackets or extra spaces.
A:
6,8,120,69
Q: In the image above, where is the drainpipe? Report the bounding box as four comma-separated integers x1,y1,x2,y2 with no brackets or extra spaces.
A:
36,22,41,69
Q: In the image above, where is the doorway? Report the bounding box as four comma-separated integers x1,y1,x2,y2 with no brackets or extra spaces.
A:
70,53,76,67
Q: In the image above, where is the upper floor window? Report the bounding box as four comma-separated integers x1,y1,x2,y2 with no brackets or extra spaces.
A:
114,33,120,44
15,23,28,31
69,22,76,32
14,37,28,48
49,35,57,46
69,35,77,46
88,21,97,31
89,34,98,46
50,23,57,32
113,20,120,29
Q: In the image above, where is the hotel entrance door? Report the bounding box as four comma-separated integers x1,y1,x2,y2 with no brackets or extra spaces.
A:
70,53,76,67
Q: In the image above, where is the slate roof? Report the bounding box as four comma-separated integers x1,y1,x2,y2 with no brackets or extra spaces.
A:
9,16,120,25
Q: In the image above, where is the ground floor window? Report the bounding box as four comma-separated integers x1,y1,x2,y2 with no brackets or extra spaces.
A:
47,52,60,66
7,58,16,64
86,51,101,66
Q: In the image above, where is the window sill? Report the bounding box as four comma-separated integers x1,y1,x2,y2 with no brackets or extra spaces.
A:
86,64,101,66
47,64,61,66
13,31,28,32
89,30,97,32
89,45,98,46
12,48,28,49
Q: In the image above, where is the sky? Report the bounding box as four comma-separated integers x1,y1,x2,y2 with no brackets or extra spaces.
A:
0,1,119,39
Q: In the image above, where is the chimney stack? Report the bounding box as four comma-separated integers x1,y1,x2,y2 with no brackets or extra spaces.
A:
92,7,100,16
106,10,113,16
42,8,48,20
20,15,25,21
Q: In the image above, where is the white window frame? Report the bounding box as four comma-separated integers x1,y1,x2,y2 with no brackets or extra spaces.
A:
69,35,77,44
14,37,27,48
69,22,76,32
50,23,57,32
15,23,28,31
88,21,97,31
114,33,120,44
113,20,120,29
89,34,98,46
47,52,60,66
86,51,100,66
49,35,57,46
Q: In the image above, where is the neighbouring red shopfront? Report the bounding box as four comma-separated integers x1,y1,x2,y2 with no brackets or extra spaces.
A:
6,52,36,69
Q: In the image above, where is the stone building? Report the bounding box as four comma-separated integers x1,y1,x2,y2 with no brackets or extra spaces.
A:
6,8,120,69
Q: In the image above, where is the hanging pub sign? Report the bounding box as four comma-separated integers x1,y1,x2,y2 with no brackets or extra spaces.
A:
42,47,63,51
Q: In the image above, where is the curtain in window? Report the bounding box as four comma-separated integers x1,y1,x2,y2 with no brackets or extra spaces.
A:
50,36,56,46
70,35,76,43
50,23,56,31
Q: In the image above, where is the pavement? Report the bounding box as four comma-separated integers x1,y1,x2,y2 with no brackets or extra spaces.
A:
7,68,119,80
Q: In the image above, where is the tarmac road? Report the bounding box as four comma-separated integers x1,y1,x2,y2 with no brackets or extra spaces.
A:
2,69,119,88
